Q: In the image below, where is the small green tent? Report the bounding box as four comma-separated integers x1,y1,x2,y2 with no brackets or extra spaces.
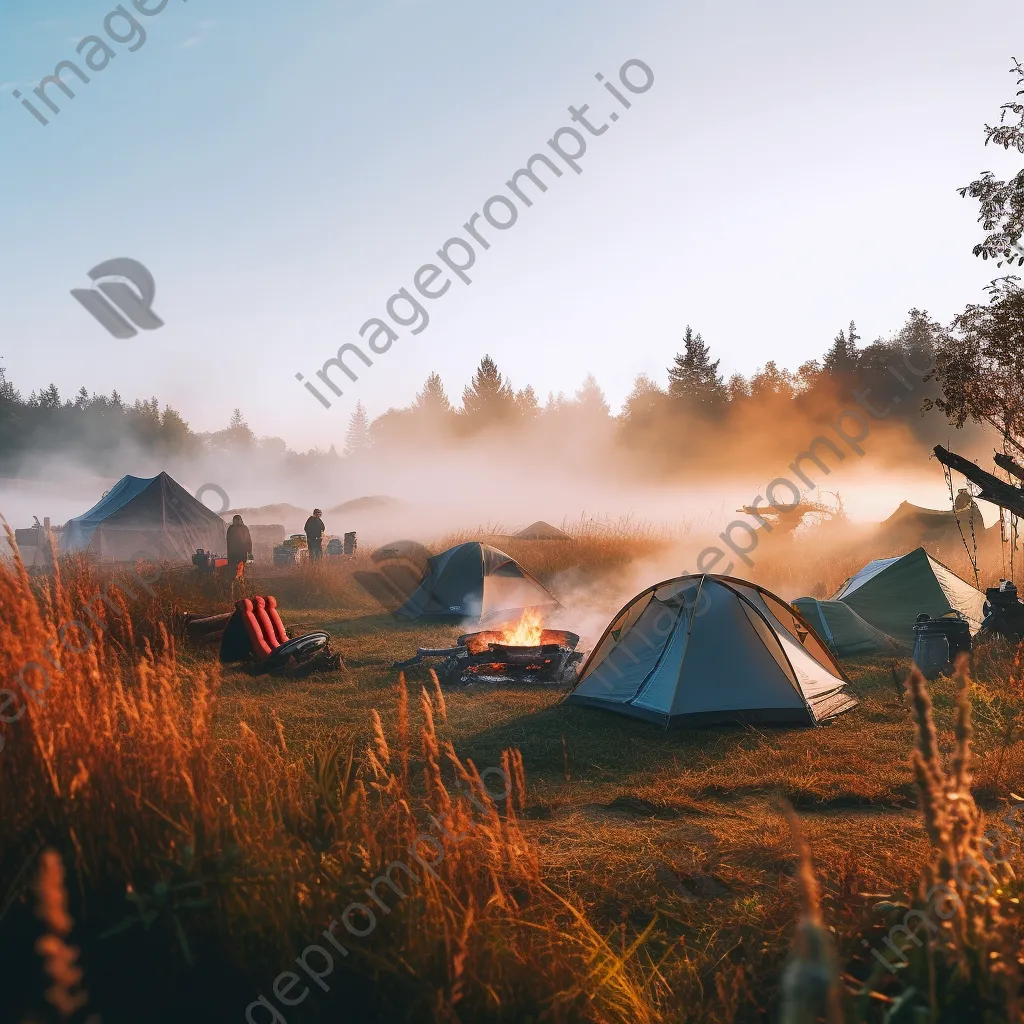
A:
792,597,903,657
832,547,985,643
395,542,559,624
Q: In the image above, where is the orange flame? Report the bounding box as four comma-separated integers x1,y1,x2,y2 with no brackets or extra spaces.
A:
498,607,544,646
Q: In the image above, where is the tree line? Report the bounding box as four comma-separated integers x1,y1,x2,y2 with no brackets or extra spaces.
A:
0,305,959,474
2,58,1021,477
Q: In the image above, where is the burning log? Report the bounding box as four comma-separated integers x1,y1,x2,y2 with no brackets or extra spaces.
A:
392,608,583,686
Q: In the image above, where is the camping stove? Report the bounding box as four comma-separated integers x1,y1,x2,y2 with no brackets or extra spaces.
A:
394,629,583,686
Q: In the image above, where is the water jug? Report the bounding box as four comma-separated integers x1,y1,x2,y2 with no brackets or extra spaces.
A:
912,612,972,680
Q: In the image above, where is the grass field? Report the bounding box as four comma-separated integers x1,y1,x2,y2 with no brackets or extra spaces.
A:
2,525,1024,1023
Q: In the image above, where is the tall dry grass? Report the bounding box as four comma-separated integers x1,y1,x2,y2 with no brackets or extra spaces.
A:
0,541,670,1022
780,659,1024,1023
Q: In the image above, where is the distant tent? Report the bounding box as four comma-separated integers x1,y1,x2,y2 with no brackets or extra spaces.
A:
514,521,570,541
395,542,559,623
565,575,858,727
792,597,903,657
832,547,986,643
880,501,983,545
329,495,406,515
60,472,225,562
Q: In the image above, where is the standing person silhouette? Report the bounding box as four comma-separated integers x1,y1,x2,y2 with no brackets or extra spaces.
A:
226,514,252,581
305,508,326,562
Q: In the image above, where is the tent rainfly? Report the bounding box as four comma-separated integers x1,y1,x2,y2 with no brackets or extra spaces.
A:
60,472,225,562
513,521,570,541
879,500,987,547
832,547,986,643
395,542,559,624
792,597,903,657
565,575,858,727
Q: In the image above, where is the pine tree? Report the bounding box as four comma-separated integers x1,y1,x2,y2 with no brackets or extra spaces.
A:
37,384,61,409
823,327,859,376
516,385,540,418
622,373,665,422
749,360,796,400
226,408,255,449
795,359,823,393
0,365,20,403
667,327,726,408
412,372,453,415
344,401,371,455
544,391,568,415
574,374,611,417
461,355,515,420
727,373,750,402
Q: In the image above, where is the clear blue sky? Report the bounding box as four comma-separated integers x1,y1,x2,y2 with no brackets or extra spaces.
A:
0,0,1020,448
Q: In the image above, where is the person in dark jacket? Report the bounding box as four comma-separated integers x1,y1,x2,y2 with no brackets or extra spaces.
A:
304,508,326,562
226,514,253,579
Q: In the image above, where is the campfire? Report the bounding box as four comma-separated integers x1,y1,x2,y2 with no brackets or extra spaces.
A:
393,607,583,686
499,607,544,646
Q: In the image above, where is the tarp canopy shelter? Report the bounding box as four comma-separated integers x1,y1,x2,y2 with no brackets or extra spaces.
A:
832,547,986,643
879,500,984,545
514,521,570,541
565,575,858,727
60,472,225,562
792,597,903,657
395,542,559,624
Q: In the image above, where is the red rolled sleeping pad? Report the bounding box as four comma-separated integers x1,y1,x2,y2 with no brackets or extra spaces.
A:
252,596,281,651
264,595,289,645
223,594,333,672
236,598,274,661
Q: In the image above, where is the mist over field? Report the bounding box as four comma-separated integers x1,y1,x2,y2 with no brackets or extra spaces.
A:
3,7,1024,1018
0,305,998,551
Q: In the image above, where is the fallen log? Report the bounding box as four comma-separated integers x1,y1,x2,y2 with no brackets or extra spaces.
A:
994,452,1024,486
184,611,233,640
933,445,1024,518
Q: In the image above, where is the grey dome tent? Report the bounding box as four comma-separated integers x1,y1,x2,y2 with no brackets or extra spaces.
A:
832,547,985,644
514,521,570,541
60,472,225,562
565,575,858,727
395,542,559,624
792,597,903,657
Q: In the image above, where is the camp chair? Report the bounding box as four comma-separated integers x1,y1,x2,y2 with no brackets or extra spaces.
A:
221,595,337,674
